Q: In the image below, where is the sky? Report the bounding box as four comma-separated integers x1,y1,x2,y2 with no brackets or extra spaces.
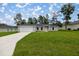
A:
0,3,79,26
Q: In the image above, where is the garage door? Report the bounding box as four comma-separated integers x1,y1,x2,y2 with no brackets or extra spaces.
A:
18,25,35,32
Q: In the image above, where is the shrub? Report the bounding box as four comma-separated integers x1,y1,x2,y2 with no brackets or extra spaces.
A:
77,28,79,30
67,28,71,30
58,29,66,31
73,28,79,31
73,29,77,31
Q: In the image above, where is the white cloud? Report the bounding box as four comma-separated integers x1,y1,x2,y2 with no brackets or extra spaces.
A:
5,14,11,18
49,4,53,12
34,6,42,11
77,8,79,11
1,20,6,24
53,3,57,7
22,17,28,22
4,14,14,21
48,4,61,19
41,10,44,13
0,9,4,13
43,5,47,8
26,13,30,16
49,3,60,12
31,6,42,17
59,4,63,6
25,5,42,18
32,11,39,18
0,18,7,24
48,13,52,19
0,18,2,21
9,9,12,12
32,11,36,16
13,11,16,14
2,3,8,6
0,7,5,13
9,9,16,14
2,7,5,10
3,14,15,25
56,5,61,9
16,3,29,8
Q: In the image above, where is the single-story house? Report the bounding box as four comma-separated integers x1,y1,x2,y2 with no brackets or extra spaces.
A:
18,24,59,32
0,24,18,32
18,21,79,32
18,22,60,32
66,21,79,30
56,21,79,30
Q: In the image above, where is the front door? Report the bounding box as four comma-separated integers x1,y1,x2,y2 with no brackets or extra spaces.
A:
41,27,43,31
52,27,54,30
36,27,39,31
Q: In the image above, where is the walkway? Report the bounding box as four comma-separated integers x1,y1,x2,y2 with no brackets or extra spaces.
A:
0,32,31,56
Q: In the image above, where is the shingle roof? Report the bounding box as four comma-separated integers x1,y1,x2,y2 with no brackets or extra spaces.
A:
0,24,17,28
70,21,79,25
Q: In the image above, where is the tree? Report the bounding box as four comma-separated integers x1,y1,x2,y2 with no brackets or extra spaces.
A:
46,14,49,20
28,17,33,24
43,16,49,24
14,13,22,25
51,16,57,25
38,15,49,24
51,12,58,25
45,14,49,24
77,14,79,20
56,21,63,27
38,15,44,24
61,3,75,30
32,17,37,24
21,19,26,25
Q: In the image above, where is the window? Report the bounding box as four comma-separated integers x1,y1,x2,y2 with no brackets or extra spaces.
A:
36,27,39,30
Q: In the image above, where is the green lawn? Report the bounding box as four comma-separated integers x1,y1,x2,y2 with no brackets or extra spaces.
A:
0,32,18,37
13,31,79,56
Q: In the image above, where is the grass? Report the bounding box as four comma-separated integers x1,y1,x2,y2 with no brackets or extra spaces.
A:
13,31,79,56
0,32,18,37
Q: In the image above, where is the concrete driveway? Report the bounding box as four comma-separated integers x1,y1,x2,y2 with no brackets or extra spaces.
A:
0,32,31,56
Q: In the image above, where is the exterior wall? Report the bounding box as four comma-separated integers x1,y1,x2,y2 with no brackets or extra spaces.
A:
0,28,8,32
48,26,59,31
36,26,48,32
43,27,49,32
67,24,79,30
18,24,79,32
18,25,36,32
58,24,79,30
54,27,59,31
18,25,59,32
0,28,18,32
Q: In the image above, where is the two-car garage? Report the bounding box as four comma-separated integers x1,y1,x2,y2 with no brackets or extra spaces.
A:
18,25,36,32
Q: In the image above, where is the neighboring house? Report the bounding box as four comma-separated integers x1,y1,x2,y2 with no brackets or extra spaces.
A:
58,21,79,30
0,24,18,32
66,21,79,30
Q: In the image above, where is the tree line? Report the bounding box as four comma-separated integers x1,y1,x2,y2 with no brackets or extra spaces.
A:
14,14,49,25
14,3,79,30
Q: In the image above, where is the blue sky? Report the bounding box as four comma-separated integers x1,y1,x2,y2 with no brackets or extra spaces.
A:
0,3,79,26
